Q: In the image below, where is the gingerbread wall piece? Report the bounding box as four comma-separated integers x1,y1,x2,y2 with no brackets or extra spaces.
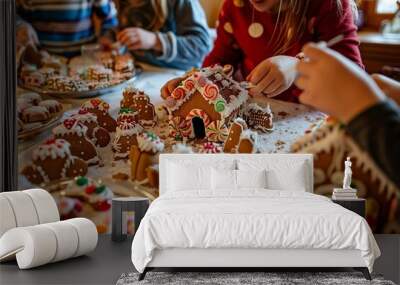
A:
164,65,249,140
21,138,88,184
81,98,117,132
53,118,100,165
130,132,164,182
291,117,400,233
237,129,258,153
243,103,273,132
72,110,111,147
223,118,247,153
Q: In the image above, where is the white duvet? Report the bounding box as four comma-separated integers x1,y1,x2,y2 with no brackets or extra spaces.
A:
131,190,380,273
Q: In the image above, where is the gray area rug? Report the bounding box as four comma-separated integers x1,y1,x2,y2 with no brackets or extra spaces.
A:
116,272,395,285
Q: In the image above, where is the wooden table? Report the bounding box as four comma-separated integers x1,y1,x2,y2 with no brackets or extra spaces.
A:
359,31,400,74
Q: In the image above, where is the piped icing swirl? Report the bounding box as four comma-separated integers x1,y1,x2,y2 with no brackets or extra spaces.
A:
137,131,164,153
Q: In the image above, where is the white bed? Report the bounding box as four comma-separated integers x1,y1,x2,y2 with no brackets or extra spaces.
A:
131,154,380,281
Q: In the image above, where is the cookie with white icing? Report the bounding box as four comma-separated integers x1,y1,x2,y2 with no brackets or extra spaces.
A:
112,120,143,160
80,98,117,132
21,105,50,123
39,99,63,114
53,118,99,165
121,88,156,127
21,138,88,185
72,110,111,148
243,103,273,132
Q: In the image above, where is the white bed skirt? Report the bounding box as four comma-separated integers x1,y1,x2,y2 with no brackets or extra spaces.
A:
148,248,366,268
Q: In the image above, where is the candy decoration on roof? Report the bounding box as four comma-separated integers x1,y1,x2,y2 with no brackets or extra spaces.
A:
203,83,218,101
172,86,186,100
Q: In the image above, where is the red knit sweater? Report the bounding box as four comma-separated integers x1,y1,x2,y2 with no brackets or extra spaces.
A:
203,0,363,102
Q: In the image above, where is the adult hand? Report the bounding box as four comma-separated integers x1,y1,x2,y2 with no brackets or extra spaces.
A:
247,55,298,97
16,23,39,48
117,28,161,52
295,43,385,123
371,74,400,106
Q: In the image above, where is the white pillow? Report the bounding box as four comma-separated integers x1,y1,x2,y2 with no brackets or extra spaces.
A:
167,160,236,192
236,169,267,189
212,168,236,190
211,169,267,190
238,159,308,191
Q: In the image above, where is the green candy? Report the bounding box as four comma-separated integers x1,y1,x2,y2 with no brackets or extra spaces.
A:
214,100,225,112
95,185,106,193
76,176,88,186
119,107,133,114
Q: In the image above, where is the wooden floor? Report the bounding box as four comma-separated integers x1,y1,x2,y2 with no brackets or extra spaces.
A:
0,235,399,285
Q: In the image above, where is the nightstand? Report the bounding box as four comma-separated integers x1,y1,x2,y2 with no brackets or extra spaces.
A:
332,198,366,218
112,197,150,242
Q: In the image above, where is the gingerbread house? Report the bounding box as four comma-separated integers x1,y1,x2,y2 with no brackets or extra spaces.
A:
165,65,249,141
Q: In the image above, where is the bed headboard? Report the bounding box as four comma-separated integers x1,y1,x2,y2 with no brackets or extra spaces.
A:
159,154,314,195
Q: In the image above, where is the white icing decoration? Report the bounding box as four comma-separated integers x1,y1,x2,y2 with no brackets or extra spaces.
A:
32,139,72,161
38,99,61,110
172,143,194,154
53,121,88,137
72,112,97,123
137,132,164,153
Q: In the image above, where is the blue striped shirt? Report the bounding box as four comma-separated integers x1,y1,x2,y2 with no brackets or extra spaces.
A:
17,0,118,56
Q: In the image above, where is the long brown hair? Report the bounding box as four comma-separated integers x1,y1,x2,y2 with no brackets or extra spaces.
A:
270,0,357,55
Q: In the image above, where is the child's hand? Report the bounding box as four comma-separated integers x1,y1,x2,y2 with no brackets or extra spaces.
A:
247,55,298,97
371,74,400,106
295,43,385,123
117,28,162,52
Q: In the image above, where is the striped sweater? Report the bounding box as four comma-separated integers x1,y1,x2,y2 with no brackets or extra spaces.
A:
17,0,118,56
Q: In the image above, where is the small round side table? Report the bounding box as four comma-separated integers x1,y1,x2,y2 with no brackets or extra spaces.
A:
112,197,149,242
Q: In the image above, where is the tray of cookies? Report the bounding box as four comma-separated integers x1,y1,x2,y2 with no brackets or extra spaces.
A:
18,46,140,99
17,92,64,141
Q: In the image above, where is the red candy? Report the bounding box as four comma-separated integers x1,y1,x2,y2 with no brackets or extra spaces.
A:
63,118,77,129
184,79,195,91
203,83,218,101
171,87,186,100
94,200,111,211
85,185,96,194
